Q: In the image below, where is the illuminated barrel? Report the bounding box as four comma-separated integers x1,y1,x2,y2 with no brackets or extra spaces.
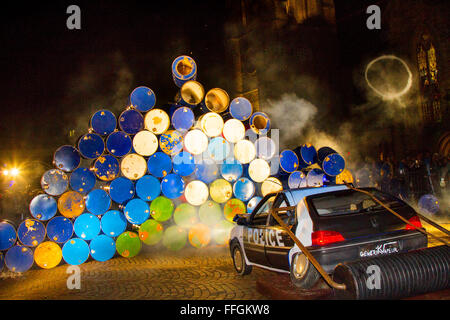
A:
224,198,246,222
223,119,245,143
85,189,111,215
78,133,105,159
209,179,232,204
101,210,127,237
74,213,101,240
248,158,270,183
279,149,299,175
124,198,150,225
133,130,158,156
185,180,209,206
34,241,62,269
177,80,204,107
0,221,17,251
293,144,318,168
53,145,80,172
207,137,231,162
233,177,255,202
418,194,440,215
317,147,346,177
255,136,277,160
89,235,116,262
204,88,230,113
106,131,132,157
109,177,135,204
17,219,45,247
5,245,34,272
162,226,187,251
58,191,85,218
220,158,243,183
138,220,163,245
116,231,141,258
212,220,235,245
91,109,117,136
93,155,120,181
46,216,73,243
195,158,219,184
260,177,283,196
304,168,327,187
173,203,198,228
198,200,222,227
69,167,96,194
129,86,156,112
184,129,208,155
161,173,185,199
136,175,160,201
41,169,68,196
119,109,144,135
159,130,183,156
335,169,354,185
147,152,172,178
199,112,224,137
144,108,170,135
172,151,196,177
249,112,271,135
188,224,211,248
149,196,174,222
62,238,90,265
121,153,147,180
247,196,262,213
172,55,197,88
172,106,195,132
234,140,256,164
229,97,252,121
288,171,307,189
29,194,57,221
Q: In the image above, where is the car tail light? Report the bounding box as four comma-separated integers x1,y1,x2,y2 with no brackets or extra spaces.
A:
405,215,422,230
311,230,345,246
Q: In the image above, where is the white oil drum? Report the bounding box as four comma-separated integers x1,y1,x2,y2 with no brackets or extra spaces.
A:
223,119,245,143
198,112,224,137
184,180,209,206
248,158,270,183
184,129,208,155
234,140,256,164
132,130,158,156
260,177,283,197
120,154,147,180
144,108,170,135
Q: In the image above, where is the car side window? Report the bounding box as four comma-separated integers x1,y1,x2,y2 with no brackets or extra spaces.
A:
250,196,275,226
269,197,296,227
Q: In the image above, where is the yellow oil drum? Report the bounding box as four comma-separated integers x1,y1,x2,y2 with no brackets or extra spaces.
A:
188,223,211,248
58,191,85,218
209,179,232,204
34,241,62,269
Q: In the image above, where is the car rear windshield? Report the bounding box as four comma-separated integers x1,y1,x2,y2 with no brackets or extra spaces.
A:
309,189,406,217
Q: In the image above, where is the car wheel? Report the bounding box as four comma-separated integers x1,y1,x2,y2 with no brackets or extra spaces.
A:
231,243,252,276
290,253,320,289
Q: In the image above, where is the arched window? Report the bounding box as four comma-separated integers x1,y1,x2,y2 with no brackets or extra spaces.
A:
416,34,441,122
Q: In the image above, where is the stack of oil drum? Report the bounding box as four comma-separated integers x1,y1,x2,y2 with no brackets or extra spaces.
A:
0,55,348,273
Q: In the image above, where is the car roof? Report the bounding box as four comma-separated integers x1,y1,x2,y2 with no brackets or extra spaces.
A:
284,185,350,206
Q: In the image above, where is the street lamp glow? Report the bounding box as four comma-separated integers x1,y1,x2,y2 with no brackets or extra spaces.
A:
2,170,9,176
10,168,19,176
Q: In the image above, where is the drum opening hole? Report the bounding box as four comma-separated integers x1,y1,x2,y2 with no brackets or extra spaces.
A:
177,60,193,76
253,115,267,130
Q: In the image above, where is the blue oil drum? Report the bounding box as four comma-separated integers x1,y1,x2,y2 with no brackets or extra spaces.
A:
89,235,116,262
279,150,299,174
0,221,17,251
233,177,255,202
247,196,262,213
46,216,73,243
53,145,80,172
172,107,195,132
293,144,318,168
135,175,161,201
124,198,150,225
172,55,197,87
85,189,111,215
249,112,271,135
29,194,57,221
418,194,440,215
119,109,144,135
93,155,120,181
161,173,185,199
220,158,243,183
109,177,135,204
106,131,132,157
74,213,101,240
129,86,156,112
172,151,196,177
288,171,307,189
78,133,105,159
5,245,34,272
101,210,128,237
91,109,117,136
147,152,172,178
17,219,46,247
69,167,96,194
207,137,231,162
317,147,346,177
41,169,69,196
62,238,90,265
159,130,183,156
229,97,253,121
304,168,327,187
195,158,219,184
255,137,277,160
